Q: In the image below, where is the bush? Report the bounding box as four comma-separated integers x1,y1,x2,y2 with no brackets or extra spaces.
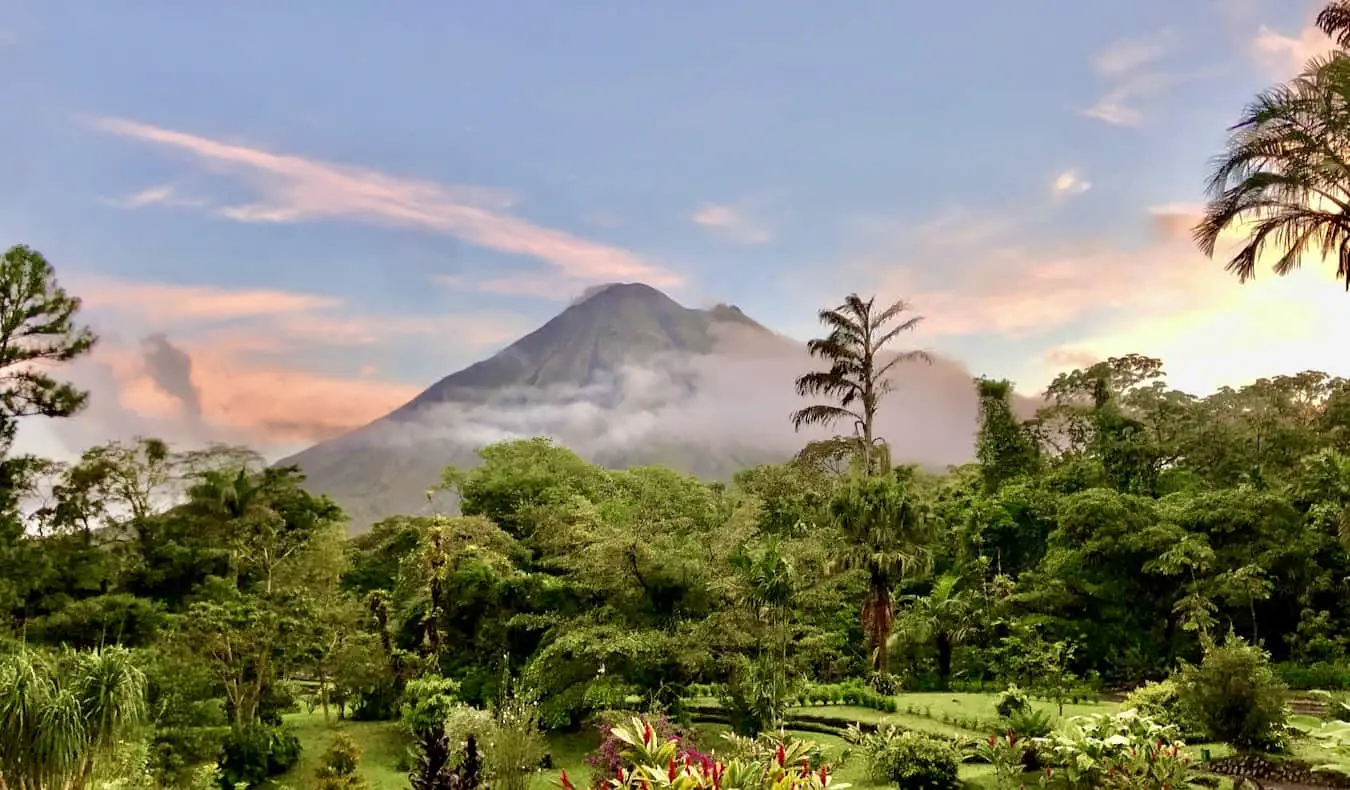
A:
1036,709,1190,790
217,724,302,789
486,685,544,790
1122,678,1202,740
994,684,1030,719
401,675,462,739
1176,635,1290,752
846,725,960,790
867,672,902,696
315,731,367,790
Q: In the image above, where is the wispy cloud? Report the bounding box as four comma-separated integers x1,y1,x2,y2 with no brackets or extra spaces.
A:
78,278,343,321
1051,169,1092,197
1082,31,1177,126
691,201,773,244
1252,21,1335,78
89,117,683,287
79,276,526,350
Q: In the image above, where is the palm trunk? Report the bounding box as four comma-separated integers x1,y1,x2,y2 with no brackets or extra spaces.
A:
936,632,953,691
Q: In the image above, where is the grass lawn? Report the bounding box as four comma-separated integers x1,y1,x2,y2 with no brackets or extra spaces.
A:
273,710,412,790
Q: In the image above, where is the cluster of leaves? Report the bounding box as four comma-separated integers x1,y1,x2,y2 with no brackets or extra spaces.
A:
1031,710,1192,790
574,716,845,790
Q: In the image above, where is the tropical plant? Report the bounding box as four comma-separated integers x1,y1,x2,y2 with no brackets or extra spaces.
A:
827,475,933,673
1033,709,1191,790
993,684,1030,719
0,645,148,790
580,717,844,790
1193,51,1350,289
791,293,930,476
898,571,977,690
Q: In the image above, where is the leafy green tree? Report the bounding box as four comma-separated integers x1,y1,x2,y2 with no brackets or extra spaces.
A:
974,378,1039,493
791,294,930,476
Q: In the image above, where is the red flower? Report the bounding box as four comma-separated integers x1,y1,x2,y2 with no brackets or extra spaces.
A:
644,722,654,745
561,770,575,790
668,759,678,782
776,744,786,766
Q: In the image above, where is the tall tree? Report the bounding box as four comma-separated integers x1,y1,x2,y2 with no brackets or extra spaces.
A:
1193,53,1350,288
827,475,933,673
791,294,929,476
0,245,98,445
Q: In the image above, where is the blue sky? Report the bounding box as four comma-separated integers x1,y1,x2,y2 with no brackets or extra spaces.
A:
1,0,1345,459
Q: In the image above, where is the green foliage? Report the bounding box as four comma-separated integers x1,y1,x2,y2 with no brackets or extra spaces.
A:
843,725,960,790
1121,678,1202,739
0,644,148,790
1033,709,1191,790
1003,707,1054,738
1176,634,1291,751
993,684,1030,719
599,716,844,790
315,731,368,790
216,724,302,789
401,675,463,739
486,682,544,790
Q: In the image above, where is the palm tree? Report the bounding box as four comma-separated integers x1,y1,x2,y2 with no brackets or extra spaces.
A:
1193,52,1350,289
828,475,934,673
0,645,147,790
1319,0,1350,49
792,294,930,476
898,572,977,691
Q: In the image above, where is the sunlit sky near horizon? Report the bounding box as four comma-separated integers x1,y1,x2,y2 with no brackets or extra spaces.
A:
1,0,1348,462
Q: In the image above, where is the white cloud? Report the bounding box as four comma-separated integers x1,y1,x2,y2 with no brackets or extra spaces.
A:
1051,169,1092,197
691,202,773,244
1082,31,1178,126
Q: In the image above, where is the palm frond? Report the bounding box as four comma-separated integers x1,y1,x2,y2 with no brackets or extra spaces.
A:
1319,0,1350,49
1194,52,1350,288
789,404,861,432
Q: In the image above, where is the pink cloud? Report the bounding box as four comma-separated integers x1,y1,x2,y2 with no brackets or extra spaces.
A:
77,278,342,321
90,117,683,287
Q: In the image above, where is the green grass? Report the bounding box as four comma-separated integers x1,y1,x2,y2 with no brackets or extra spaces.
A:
272,710,412,790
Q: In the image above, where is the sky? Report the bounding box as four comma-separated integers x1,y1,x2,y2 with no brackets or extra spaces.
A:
1,0,1347,463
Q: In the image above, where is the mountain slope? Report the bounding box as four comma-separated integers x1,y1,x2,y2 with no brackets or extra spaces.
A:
279,283,786,530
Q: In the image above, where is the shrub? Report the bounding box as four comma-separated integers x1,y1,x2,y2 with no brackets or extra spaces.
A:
315,731,367,790
994,684,1030,719
402,675,463,739
1122,678,1202,739
486,686,544,790
1034,709,1190,790
217,724,302,789
1004,707,1054,738
845,725,960,790
1176,635,1290,752
867,672,902,696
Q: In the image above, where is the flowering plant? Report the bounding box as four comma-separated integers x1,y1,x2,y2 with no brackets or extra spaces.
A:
560,717,847,790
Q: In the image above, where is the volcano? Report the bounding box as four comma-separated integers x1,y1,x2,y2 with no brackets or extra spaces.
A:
279,283,984,533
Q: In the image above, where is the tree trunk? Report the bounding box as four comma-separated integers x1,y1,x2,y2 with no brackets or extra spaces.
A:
936,632,953,691
863,583,894,673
